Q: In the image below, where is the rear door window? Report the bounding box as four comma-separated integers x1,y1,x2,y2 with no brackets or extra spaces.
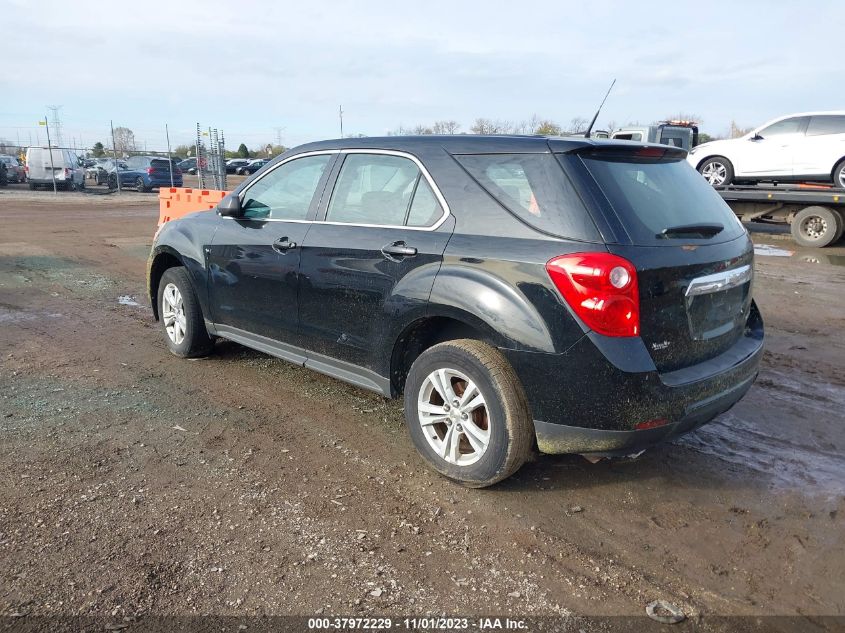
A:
579,154,746,245
326,153,444,227
455,153,599,240
806,115,845,136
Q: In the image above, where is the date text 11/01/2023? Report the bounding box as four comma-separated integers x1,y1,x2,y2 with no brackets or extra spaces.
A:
307,617,528,630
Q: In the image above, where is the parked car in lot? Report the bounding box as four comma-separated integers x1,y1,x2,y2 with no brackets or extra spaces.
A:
225,158,250,174
0,154,26,183
688,111,845,187
148,135,763,487
236,158,268,175
25,147,85,190
109,156,182,191
85,158,116,184
177,157,197,175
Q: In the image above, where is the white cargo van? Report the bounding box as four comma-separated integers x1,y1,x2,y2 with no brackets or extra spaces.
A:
25,147,85,190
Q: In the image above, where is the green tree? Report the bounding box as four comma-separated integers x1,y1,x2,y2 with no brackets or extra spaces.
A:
173,144,193,158
92,141,105,157
534,120,562,136
237,143,250,158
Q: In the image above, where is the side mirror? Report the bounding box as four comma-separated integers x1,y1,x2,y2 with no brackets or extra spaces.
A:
218,195,242,217
750,133,763,141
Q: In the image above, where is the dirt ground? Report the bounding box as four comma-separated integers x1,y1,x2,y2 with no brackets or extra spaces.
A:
0,186,843,626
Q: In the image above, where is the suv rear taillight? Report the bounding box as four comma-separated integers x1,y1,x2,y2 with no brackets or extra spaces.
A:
546,253,639,337
64,168,71,177
147,167,154,175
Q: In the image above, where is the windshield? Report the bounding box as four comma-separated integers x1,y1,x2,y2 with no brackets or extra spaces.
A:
579,155,746,245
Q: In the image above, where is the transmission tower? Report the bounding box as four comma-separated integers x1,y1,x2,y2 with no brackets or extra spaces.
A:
47,105,63,147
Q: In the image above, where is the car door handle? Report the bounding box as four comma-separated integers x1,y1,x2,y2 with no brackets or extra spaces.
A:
381,241,417,258
272,237,297,253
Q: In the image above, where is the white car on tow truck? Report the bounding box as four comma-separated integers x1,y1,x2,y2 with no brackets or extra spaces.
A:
687,111,845,188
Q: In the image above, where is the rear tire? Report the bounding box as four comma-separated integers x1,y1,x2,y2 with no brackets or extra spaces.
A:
157,267,213,358
791,206,841,248
831,209,845,245
136,177,148,192
698,156,734,186
404,339,534,488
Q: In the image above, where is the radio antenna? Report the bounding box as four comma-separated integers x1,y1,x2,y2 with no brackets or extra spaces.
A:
584,79,616,138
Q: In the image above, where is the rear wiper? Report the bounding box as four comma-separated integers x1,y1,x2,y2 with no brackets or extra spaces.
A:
658,223,724,239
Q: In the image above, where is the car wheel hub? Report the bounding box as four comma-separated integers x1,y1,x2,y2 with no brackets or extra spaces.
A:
418,367,490,466
161,282,187,345
701,162,727,185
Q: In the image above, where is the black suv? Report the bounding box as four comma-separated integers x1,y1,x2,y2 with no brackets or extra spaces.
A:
148,136,763,487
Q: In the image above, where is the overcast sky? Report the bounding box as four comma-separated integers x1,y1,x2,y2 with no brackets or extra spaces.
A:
1,0,843,152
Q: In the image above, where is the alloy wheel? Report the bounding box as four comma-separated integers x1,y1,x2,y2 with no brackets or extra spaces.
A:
161,282,187,344
417,368,490,466
701,161,727,185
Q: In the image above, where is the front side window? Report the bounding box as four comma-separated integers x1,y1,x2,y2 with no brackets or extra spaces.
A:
326,154,424,226
241,154,332,221
759,117,808,137
806,115,845,136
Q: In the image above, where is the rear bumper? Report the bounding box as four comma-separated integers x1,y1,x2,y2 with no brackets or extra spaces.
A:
503,301,763,453
533,372,756,455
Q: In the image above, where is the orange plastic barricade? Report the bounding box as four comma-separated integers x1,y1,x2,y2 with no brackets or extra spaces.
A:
158,187,230,227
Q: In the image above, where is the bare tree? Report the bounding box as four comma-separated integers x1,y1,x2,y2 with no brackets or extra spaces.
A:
432,120,461,134
729,120,753,138
605,120,617,134
413,124,434,135
470,118,497,134
568,117,588,134
113,127,136,154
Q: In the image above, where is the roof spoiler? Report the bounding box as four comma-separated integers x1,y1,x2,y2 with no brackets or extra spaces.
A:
569,144,688,161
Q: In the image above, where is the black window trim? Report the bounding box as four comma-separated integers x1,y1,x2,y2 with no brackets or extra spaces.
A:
228,149,450,231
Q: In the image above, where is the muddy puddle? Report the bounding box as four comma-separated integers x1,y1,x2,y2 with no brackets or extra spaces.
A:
680,369,845,496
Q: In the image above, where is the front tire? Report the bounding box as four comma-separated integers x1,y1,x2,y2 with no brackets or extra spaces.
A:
404,339,534,488
698,156,734,186
157,267,213,358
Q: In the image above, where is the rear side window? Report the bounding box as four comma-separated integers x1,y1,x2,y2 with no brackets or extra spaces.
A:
455,153,598,240
150,159,172,170
581,155,745,245
806,115,845,136
326,153,443,227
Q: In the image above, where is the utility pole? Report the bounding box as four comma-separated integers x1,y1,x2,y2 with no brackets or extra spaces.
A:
165,123,174,188
46,105,63,147
339,105,344,138
43,116,57,195
110,120,121,194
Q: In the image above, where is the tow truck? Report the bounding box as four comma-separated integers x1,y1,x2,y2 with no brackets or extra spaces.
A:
611,120,700,151
716,183,845,248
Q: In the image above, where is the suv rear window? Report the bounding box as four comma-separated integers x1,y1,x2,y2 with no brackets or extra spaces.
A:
150,159,174,170
580,154,745,245
455,153,599,240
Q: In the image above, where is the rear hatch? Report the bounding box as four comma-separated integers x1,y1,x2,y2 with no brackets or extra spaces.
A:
149,159,180,179
563,145,754,373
